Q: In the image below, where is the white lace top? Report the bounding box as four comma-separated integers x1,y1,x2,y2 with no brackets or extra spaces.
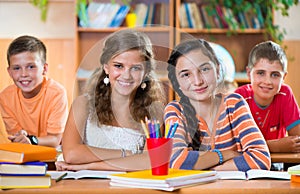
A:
84,117,145,154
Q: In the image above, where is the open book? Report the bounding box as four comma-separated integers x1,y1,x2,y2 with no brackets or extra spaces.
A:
108,169,219,191
217,169,290,180
47,170,125,180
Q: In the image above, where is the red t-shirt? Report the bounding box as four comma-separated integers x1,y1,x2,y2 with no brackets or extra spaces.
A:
235,84,300,140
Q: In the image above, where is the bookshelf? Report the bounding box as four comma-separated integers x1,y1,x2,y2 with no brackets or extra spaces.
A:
75,0,175,101
175,0,270,86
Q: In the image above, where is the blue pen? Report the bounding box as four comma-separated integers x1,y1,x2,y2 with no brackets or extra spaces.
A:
155,120,161,138
151,121,156,138
147,120,153,138
169,122,179,138
167,123,174,138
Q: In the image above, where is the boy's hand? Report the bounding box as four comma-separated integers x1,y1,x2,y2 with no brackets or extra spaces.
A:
8,129,31,144
269,136,300,153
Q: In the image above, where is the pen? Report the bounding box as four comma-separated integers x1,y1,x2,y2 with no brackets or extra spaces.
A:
140,120,149,138
55,172,68,182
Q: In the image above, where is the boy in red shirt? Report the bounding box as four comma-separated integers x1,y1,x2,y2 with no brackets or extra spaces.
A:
235,41,300,154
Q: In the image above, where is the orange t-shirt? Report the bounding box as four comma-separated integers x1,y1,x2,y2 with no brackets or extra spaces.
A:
0,77,68,137
0,113,9,143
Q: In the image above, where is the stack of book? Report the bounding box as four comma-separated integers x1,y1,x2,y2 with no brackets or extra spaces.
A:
108,168,219,191
0,143,57,189
288,164,300,183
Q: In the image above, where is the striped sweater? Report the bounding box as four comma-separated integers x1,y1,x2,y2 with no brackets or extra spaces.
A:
164,93,271,172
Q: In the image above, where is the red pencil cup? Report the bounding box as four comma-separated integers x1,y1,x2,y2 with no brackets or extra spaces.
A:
146,138,173,176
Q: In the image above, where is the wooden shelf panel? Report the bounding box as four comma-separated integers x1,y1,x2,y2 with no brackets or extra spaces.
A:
77,26,173,33
178,28,266,34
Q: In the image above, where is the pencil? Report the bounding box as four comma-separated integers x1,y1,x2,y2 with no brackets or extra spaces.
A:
169,122,179,138
55,172,68,182
165,121,170,138
140,120,149,138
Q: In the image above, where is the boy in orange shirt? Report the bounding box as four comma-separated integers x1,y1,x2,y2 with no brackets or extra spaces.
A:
0,35,68,148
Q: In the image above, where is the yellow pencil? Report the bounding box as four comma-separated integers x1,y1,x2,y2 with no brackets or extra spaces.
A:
140,120,149,138
165,121,170,138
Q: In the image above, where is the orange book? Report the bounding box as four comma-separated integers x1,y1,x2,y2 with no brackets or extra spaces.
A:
0,143,57,163
291,175,300,183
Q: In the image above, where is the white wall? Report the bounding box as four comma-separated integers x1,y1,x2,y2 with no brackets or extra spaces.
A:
0,0,75,38
274,4,300,40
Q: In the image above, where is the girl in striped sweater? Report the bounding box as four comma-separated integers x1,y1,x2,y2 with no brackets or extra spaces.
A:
164,39,271,172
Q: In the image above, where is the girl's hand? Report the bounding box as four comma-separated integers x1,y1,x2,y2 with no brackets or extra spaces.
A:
55,161,89,171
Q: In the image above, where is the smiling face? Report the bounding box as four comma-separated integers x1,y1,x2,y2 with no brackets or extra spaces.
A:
175,50,218,104
103,50,146,98
7,51,47,98
248,58,286,106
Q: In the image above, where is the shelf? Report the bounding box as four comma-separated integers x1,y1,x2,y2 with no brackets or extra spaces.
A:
75,0,175,101
178,28,266,34
77,26,173,33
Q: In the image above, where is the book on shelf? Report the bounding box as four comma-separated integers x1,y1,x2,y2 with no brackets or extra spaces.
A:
0,143,57,163
253,3,264,28
88,2,120,28
0,174,51,189
48,170,125,180
200,4,217,29
134,3,148,27
217,169,291,180
108,168,218,192
222,7,239,30
109,5,130,27
179,3,189,28
160,3,169,26
146,4,155,26
0,161,47,176
188,3,203,29
184,3,193,28
215,5,228,29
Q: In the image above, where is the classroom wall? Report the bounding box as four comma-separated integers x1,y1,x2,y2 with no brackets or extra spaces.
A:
274,4,300,103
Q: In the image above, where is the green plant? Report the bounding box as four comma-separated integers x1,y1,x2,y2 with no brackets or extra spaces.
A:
30,0,48,22
207,0,298,44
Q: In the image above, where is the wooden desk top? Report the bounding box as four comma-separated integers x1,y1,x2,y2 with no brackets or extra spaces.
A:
1,179,299,194
271,153,300,163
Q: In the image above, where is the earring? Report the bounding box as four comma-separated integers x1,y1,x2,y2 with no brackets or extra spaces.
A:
141,82,147,90
103,76,110,86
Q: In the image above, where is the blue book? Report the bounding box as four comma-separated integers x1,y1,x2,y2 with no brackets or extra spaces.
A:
184,3,193,28
0,161,47,176
109,5,130,27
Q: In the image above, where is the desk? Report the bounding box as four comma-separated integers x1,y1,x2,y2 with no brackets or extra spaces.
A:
1,179,299,194
271,153,300,163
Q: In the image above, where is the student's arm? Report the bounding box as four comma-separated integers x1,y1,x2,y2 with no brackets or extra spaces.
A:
62,95,133,164
269,85,300,153
37,133,63,147
56,152,151,171
194,150,239,170
229,94,271,171
267,124,300,153
163,102,239,170
0,97,23,136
